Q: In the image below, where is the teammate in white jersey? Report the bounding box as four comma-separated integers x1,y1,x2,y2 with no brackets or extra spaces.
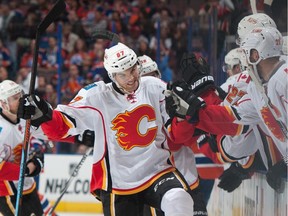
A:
0,80,44,215
200,13,285,193
236,13,277,45
167,26,287,193
220,48,248,93
18,43,194,216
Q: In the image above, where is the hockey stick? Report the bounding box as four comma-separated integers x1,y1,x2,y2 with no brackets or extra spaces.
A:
47,147,93,215
15,1,66,215
90,29,120,44
250,0,257,14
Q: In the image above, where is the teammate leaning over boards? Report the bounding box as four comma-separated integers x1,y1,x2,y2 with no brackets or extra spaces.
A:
139,54,208,216
167,26,287,193
195,13,286,193
0,80,44,216
18,43,195,216
213,47,282,193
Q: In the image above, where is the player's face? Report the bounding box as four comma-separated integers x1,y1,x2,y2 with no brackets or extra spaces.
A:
232,65,241,75
115,64,140,93
8,92,22,114
249,49,260,64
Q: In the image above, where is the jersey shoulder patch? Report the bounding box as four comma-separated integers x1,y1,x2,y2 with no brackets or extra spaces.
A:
236,71,251,84
84,83,97,90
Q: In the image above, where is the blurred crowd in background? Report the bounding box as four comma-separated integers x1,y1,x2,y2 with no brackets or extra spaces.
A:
0,0,287,153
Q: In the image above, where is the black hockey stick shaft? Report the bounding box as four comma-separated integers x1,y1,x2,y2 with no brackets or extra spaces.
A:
29,0,66,94
47,147,93,215
15,1,66,215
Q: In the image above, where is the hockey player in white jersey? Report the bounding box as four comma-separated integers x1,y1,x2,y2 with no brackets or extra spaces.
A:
236,13,277,45
18,43,195,216
139,54,208,216
197,13,285,193
0,80,44,215
0,80,94,215
165,13,286,193
167,26,287,193
220,48,248,93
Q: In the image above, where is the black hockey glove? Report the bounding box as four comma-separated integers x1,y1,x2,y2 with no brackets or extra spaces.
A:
218,162,251,192
266,160,287,193
189,187,208,216
25,149,44,177
75,130,95,147
167,81,206,123
17,94,53,127
180,53,215,96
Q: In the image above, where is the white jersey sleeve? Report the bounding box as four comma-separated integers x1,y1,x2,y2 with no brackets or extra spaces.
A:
219,71,261,161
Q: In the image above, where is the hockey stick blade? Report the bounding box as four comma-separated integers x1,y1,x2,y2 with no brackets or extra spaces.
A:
37,0,66,34
250,0,257,14
91,29,120,44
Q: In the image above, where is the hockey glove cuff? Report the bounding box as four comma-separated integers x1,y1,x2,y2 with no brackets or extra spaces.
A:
26,150,44,177
75,130,95,147
18,94,53,127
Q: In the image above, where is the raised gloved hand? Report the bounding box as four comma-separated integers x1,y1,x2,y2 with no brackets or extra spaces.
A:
218,162,251,192
180,53,215,95
17,94,53,127
75,130,95,147
266,160,287,193
26,149,44,177
164,81,206,122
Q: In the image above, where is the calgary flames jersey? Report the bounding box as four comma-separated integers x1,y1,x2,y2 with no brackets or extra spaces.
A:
0,117,35,196
199,61,287,163
217,71,282,169
39,76,185,195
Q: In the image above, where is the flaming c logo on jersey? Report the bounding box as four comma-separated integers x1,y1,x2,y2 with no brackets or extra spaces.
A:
111,105,157,150
260,106,286,142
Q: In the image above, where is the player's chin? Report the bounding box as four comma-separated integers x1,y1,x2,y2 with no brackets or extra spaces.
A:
125,80,139,92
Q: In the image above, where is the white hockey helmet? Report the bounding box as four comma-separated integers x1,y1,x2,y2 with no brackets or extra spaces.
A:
138,55,161,78
237,13,277,45
282,35,288,55
240,27,283,65
103,42,138,82
223,48,248,72
0,80,22,110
